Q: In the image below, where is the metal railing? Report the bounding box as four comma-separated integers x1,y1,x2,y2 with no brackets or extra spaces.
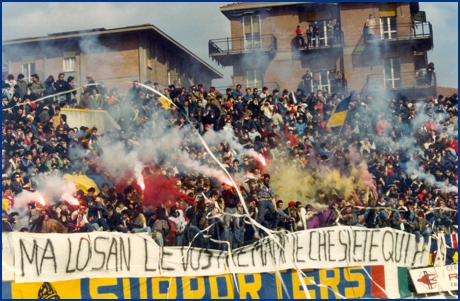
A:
351,34,366,65
363,21,432,41
213,82,281,95
353,21,433,65
296,32,345,49
365,71,437,91
209,34,277,55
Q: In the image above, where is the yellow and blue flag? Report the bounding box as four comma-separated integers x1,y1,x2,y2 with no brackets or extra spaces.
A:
326,94,351,127
158,96,171,109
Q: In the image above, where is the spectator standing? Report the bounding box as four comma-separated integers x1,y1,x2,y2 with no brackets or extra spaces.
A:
28,74,45,100
256,174,277,235
53,73,71,105
313,24,320,47
295,25,307,47
306,25,313,47
152,208,169,247
302,70,312,95
168,206,187,246
16,74,28,96
326,21,334,46
78,91,91,109
222,182,243,249
365,14,376,40
44,75,55,98
426,62,435,85
66,76,77,106
4,74,16,95
89,88,104,110
333,21,341,44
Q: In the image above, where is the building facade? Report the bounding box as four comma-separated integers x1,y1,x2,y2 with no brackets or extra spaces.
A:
209,2,434,99
3,24,223,93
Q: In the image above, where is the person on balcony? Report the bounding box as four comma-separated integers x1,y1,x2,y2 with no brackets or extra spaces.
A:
335,71,343,93
426,62,435,85
313,24,320,47
334,21,341,44
302,70,312,95
328,69,336,93
411,15,418,37
365,14,376,40
326,21,334,46
295,25,307,47
306,25,313,48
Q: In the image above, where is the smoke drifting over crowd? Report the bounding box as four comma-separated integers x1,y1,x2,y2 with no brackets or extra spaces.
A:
2,23,457,249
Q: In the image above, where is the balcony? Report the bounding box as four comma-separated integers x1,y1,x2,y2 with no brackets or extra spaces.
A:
208,34,277,67
297,32,344,50
352,21,433,67
293,32,344,61
363,71,437,100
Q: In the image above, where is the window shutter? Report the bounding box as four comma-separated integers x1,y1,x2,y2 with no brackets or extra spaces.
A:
147,47,152,68
379,4,396,17
307,9,331,21
63,51,76,58
252,16,260,34
244,16,251,35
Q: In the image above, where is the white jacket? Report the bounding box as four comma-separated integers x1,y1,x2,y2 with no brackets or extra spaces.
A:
169,209,187,232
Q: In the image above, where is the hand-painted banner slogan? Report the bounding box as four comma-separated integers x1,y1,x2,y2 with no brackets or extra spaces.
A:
3,227,429,283
2,266,413,299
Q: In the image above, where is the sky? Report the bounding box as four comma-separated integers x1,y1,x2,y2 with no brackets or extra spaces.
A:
2,2,458,89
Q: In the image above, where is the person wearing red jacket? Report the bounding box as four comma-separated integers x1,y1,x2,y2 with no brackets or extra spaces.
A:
445,136,458,153
295,25,307,47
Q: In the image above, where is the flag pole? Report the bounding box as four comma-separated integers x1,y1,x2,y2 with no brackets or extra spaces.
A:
338,121,345,136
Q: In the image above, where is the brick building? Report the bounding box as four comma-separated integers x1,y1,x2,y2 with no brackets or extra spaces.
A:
2,24,223,93
209,2,435,99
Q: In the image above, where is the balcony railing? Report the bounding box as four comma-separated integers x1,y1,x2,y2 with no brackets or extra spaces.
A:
209,34,277,55
365,71,436,91
214,82,281,95
352,21,433,66
363,21,432,42
303,32,344,48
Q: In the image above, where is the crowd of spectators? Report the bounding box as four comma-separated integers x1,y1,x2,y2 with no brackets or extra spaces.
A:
1,70,458,253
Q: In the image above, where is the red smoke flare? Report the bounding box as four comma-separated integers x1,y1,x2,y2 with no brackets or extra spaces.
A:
260,156,267,166
142,174,195,208
35,193,46,206
137,176,145,191
113,175,139,195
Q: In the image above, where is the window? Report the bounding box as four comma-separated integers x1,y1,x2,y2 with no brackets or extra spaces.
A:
243,15,261,50
22,56,35,82
167,64,171,85
22,63,35,82
63,57,76,71
380,17,397,39
63,51,76,72
246,69,263,90
383,58,401,89
146,46,152,68
310,70,331,93
147,67,152,81
310,21,333,47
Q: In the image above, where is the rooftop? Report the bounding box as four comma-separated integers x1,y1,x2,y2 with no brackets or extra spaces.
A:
2,24,223,79
220,2,337,18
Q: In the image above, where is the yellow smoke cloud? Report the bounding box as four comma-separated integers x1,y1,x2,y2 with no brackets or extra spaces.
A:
267,163,369,206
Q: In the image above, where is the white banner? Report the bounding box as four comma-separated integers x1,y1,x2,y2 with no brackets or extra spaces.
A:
409,264,458,294
2,233,15,281
5,226,430,283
